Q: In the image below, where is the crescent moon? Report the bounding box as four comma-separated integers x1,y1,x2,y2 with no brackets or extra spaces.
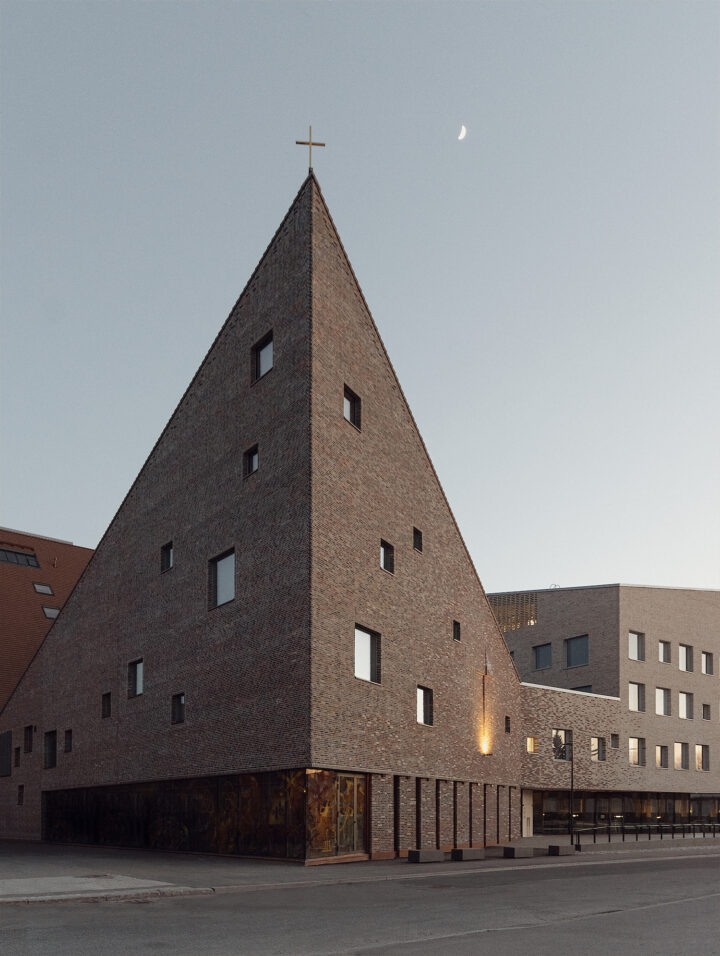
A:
458,125,467,141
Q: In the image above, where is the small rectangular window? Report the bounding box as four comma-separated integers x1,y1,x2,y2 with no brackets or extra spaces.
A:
33,582,53,595
43,730,57,770
23,725,33,754
453,620,461,642
0,548,39,567
413,527,423,552
101,692,112,718
674,741,689,770
354,626,381,683
701,651,713,675
656,687,671,716
243,444,259,477
656,744,668,769
565,634,588,668
343,385,361,429
628,682,645,712
526,736,538,754
160,541,173,573
0,731,10,777
251,332,273,382
679,691,693,719
380,540,395,574
658,640,671,663
17,785,24,806
533,643,552,670
504,715,511,734
610,733,619,749
64,730,72,753
171,693,185,724
14,747,20,768
128,659,144,698
679,644,693,672
628,631,645,661
42,606,60,620
702,703,711,720
209,550,235,608
417,686,433,725
591,736,606,762
552,729,572,761
629,736,645,766
696,744,710,772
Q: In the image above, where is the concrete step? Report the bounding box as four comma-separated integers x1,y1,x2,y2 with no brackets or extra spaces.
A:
503,845,534,858
548,844,575,856
407,849,446,864
450,848,486,861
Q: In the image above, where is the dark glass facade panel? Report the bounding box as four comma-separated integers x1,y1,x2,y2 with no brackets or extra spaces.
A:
306,771,366,859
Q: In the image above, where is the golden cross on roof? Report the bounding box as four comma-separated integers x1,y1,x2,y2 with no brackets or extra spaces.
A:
295,125,325,170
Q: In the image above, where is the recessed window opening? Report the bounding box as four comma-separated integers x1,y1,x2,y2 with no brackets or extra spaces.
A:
17,785,24,806
504,715,511,734
610,734,619,749
679,691,693,719
656,687,671,716
0,548,39,567
64,730,72,753
628,631,645,661
591,737,606,762
160,542,173,573
354,626,381,683
33,583,53,595
565,634,588,668
43,730,57,770
629,737,646,766
533,643,552,670
413,527,423,552
679,644,693,672
380,540,394,574
629,682,645,712
171,693,185,724
701,651,713,675
251,332,273,382
209,550,235,608
42,606,59,620
552,729,572,761
244,445,259,477
14,747,20,768
696,744,710,772
417,686,433,725
656,745,669,769
101,692,112,718
453,620,461,642
23,726,33,754
674,741,689,770
526,736,538,754
702,703,711,720
128,659,144,698
343,385,361,429
659,640,671,664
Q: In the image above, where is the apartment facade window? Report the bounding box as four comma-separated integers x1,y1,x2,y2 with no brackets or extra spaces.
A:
696,744,710,772
354,626,381,683
209,550,235,608
417,686,433,726
101,692,112,718
628,736,646,766
453,620,461,642
552,729,572,761
251,332,273,382
243,444,259,477
610,734,619,749
127,659,144,698
628,631,645,661
565,635,589,668
413,527,423,552
701,651,713,675
533,643,552,670
656,745,669,769
628,682,645,712
656,687,671,716
702,703,711,720
526,736,538,754
343,385,361,429
64,730,72,753
171,693,185,724
160,541,173,573
659,640,671,664
591,736,606,762
380,540,394,574
43,730,57,770
674,741,689,770
679,691,693,720
23,726,33,754
0,548,39,567
678,644,693,672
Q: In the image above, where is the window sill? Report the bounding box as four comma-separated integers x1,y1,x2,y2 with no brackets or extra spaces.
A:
354,676,382,686
250,367,273,387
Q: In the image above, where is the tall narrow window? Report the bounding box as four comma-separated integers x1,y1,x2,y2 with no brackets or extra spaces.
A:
14,747,20,768
674,741,689,770
413,527,423,552
628,631,645,661
43,731,57,770
678,644,693,672
251,331,273,382
658,640,671,663
656,745,668,769
453,620,461,642
702,703,711,720
504,715,511,734
696,744,710,772
591,737,606,762
171,693,185,724
526,736,538,754
416,686,433,725
343,385,361,429
533,643,552,670
628,682,645,712
380,540,394,574
23,725,33,754
656,687,671,716
679,691,693,719
209,550,235,608
354,626,381,683
127,659,144,698
101,692,112,718
701,651,713,675
610,733,619,749
160,541,173,573
243,444,259,477
17,785,24,806
628,736,645,766
565,635,588,668
64,730,72,753
552,729,572,761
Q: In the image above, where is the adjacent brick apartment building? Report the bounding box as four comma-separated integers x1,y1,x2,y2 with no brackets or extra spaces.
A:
491,585,720,832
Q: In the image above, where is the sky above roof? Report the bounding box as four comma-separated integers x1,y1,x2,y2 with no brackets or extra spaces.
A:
2,1,718,592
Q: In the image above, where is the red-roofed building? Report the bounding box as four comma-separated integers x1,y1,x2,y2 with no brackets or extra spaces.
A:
0,528,93,713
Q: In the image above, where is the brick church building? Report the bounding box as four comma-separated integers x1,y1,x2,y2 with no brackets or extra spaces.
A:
1,174,717,860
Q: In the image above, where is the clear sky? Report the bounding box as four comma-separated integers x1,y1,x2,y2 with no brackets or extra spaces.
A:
1,1,718,593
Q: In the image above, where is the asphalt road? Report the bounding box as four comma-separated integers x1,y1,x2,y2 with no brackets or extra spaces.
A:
4,852,720,956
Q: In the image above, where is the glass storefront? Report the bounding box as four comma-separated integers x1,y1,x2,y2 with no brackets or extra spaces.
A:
533,790,720,832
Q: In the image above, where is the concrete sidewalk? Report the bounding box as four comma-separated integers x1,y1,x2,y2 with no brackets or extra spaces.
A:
2,832,720,904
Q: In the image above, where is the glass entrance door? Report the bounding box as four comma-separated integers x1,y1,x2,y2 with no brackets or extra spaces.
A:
337,774,366,854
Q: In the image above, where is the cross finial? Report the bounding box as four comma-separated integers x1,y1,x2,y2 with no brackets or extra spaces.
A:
295,125,325,171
